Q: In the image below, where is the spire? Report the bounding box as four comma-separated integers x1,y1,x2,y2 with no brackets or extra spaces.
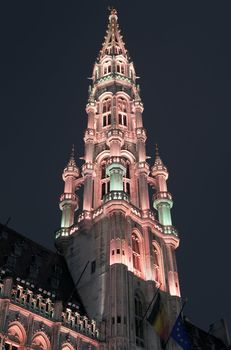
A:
98,8,128,60
64,145,80,178
151,144,168,177
67,144,77,168
155,143,160,158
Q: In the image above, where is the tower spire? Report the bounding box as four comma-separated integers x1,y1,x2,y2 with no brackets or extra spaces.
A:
99,7,128,60
57,12,181,349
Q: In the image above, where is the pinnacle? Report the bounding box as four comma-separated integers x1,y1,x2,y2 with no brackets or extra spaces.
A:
67,144,78,168
98,7,128,61
108,6,118,17
155,143,160,159
152,144,167,172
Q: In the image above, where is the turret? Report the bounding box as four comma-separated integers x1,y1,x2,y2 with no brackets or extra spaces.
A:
152,145,173,226
59,146,80,229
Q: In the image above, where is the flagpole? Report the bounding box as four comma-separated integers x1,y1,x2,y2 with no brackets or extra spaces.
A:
162,298,188,349
142,285,161,322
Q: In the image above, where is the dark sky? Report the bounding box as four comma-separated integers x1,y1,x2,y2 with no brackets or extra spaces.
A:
1,0,231,333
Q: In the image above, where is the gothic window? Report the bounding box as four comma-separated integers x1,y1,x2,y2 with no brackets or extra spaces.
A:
116,61,125,74
132,233,141,273
6,323,26,350
31,333,50,350
134,294,144,347
118,97,127,127
101,160,110,200
123,160,131,196
102,98,112,127
103,60,112,75
153,242,163,288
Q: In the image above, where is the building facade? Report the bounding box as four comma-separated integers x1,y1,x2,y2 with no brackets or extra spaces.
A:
0,8,229,350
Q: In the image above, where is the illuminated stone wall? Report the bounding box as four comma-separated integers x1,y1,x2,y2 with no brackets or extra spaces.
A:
0,276,99,350
56,9,182,350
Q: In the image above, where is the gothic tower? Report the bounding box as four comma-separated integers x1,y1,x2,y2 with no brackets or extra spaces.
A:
56,9,181,350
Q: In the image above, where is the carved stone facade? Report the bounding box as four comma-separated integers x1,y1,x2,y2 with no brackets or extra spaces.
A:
0,226,99,350
56,8,181,350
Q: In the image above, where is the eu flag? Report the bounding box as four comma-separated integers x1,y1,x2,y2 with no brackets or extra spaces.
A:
171,314,191,350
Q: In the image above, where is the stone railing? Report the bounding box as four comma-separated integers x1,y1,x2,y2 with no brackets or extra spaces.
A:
107,129,124,141
153,191,172,201
104,191,129,203
3,282,100,339
55,224,79,239
60,193,78,202
106,156,126,167
163,225,178,236
62,308,99,339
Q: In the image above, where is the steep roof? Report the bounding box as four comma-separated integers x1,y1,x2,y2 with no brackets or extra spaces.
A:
98,8,128,61
0,223,86,315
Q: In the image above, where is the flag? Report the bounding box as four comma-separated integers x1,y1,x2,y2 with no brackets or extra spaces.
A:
147,292,169,342
171,314,191,350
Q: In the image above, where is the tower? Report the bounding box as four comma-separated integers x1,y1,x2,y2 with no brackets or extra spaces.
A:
56,9,181,350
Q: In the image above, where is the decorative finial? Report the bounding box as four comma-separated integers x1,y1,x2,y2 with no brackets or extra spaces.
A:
63,144,80,178
70,144,75,159
108,6,117,16
67,144,77,168
152,143,168,176
155,144,160,158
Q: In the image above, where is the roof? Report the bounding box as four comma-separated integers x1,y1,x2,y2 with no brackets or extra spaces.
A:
0,223,86,315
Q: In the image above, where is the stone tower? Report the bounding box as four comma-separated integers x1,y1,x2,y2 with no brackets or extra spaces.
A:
56,9,181,350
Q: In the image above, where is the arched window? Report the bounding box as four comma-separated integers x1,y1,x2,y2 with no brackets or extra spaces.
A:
134,294,144,347
102,98,112,127
6,322,26,350
153,242,163,288
103,60,112,75
118,97,127,127
132,233,141,274
62,345,74,350
116,60,125,75
31,333,50,350
101,160,110,200
123,160,131,196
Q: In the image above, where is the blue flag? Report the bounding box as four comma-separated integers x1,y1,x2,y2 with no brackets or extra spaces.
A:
171,314,191,350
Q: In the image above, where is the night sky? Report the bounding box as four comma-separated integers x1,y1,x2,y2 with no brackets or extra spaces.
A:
1,1,231,333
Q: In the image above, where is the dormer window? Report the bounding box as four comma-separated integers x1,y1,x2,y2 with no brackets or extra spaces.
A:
116,61,125,74
103,61,112,75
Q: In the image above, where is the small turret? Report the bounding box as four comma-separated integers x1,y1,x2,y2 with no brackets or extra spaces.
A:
60,146,80,229
62,145,80,181
152,145,173,226
151,144,168,180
